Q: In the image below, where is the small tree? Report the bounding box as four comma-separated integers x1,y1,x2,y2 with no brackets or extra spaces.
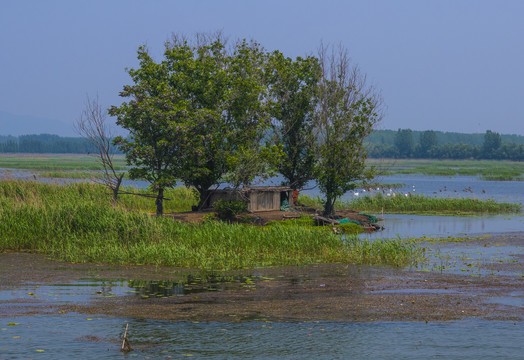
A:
314,44,383,216
267,50,320,190
75,94,124,205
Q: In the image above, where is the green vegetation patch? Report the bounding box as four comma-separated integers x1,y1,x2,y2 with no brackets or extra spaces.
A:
369,159,524,181
350,193,520,215
0,154,127,171
0,180,421,269
298,192,521,215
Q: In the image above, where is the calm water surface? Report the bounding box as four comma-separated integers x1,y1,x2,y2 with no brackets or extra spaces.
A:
1,172,523,358
1,315,521,359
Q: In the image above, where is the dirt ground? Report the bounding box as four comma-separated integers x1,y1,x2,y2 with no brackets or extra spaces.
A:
1,233,522,323
166,208,380,229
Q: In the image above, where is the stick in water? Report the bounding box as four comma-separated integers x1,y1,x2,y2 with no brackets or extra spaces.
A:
121,323,133,353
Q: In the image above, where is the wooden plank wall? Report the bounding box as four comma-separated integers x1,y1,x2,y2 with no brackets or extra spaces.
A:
248,191,281,212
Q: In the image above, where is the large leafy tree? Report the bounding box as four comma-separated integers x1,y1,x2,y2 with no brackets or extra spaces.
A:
267,51,321,190
314,44,383,216
110,47,185,216
165,36,274,206
112,34,275,211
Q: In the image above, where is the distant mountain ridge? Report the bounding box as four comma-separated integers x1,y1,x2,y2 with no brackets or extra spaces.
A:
0,110,73,137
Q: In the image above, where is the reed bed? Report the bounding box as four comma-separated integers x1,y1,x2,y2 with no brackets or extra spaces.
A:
0,180,420,269
298,193,521,215
369,159,524,180
350,193,520,214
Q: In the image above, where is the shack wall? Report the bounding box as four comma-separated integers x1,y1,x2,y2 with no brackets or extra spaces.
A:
248,191,281,212
207,187,292,212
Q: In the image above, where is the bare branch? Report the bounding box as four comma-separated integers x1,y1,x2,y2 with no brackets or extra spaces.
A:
75,93,124,205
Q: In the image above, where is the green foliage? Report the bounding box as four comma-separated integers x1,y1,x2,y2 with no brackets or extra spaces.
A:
212,198,248,221
298,191,521,215
0,154,127,171
349,193,521,214
268,51,320,190
0,134,112,154
110,46,183,215
314,45,382,215
335,222,363,234
0,180,421,269
111,35,280,210
366,129,524,160
394,129,414,158
265,215,316,227
482,130,502,159
418,130,438,158
370,159,524,181
201,213,217,223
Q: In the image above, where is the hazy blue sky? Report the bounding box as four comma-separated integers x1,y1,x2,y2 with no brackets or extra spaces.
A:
1,0,523,136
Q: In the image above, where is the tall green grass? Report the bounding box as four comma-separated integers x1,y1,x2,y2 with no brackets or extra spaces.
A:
298,193,521,215
0,180,421,269
369,159,524,181
349,193,521,214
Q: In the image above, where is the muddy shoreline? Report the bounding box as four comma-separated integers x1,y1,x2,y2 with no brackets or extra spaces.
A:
1,233,522,323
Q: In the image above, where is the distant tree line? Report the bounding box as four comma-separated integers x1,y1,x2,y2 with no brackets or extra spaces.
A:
366,129,524,160
0,134,120,154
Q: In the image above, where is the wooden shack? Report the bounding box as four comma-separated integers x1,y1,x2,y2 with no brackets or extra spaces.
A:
207,186,293,212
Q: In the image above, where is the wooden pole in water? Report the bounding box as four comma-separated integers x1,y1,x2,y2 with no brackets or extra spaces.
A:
121,323,133,353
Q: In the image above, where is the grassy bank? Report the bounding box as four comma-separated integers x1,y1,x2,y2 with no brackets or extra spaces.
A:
349,193,521,214
299,193,521,215
369,159,524,181
0,153,127,171
0,180,421,269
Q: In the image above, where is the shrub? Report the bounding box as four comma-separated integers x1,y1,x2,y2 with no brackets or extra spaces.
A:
213,199,248,221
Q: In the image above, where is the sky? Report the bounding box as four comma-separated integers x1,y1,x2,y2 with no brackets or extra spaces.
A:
1,0,524,136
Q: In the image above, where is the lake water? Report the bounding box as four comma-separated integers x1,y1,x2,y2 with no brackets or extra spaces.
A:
1,314,521,359
1,171,524,358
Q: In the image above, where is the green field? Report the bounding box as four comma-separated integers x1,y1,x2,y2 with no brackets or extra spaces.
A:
1,154,522,181
369,159,524,181
0,153,127,171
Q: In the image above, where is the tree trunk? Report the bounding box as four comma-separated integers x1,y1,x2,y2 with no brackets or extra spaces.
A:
323,194,336,217
155,187,164,216
197,188,210,210
111,173,125,206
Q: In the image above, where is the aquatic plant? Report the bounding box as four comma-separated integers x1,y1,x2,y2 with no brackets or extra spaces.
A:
298,192,521,215
368,159,524,181
0,180,420,269
350,193,521,214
